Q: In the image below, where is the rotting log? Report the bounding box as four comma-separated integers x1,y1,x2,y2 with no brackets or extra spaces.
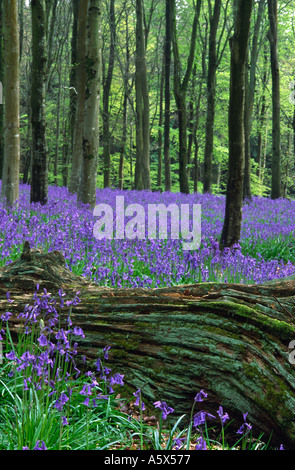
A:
1,242,295,448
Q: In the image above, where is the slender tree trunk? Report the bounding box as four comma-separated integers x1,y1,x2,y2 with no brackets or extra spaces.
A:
78,0,101,208
45,0,58,91
293,98,295,163
163,0,172,192
188,64,202,185
157,60,164,190
18,0,24,63
243,50,251,200
172,0,201,194
257,40,268,182
267,0,281,199
1,0,20,205
134,0,151,191
243,0,265,200
102,0,115,189
193,137,199,193
118,8,130,191
68,0,88,195
220,0,253,250
54,68,62,186
69,0,79,156
118,92,127,191
30,0,48,205
203,0,221,194
0,0,4,179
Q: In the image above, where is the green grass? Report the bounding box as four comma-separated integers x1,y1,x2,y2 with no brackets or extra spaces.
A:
241,233,295,265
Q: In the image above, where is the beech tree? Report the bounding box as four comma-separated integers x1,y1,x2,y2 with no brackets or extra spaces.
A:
68,0,88,194
102,0,116,189
220,0,253,249
267,0,281,199
163,0,172,192
203,0,221,194
0,0,4,179
134,0,151,191
1,0,20,205
78,0,102,207
243,0,265,201
30,0,48,205
171,0,201,194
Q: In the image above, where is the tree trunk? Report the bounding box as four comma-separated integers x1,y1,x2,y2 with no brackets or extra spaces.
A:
171,0,200,195
243,0,265,201
157,60,164,190
68,0,79,157
220,0,253,250
257,40,268,183
134,0,151,191
78,0,101,208
163,0,172,193
102,0,115,189
30,0,48,205
53,68,62,186
267,0,281,200
68,0,88,195
0,0,4,180
118,7,131,191
118,92,127,191
1,0,20,205
2,242,295,448
203,0,221,194
18,0,24,63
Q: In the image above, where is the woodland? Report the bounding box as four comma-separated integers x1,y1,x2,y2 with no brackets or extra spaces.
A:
0,0,295,452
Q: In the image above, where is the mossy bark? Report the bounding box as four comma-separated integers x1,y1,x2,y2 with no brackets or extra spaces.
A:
1,242,295,447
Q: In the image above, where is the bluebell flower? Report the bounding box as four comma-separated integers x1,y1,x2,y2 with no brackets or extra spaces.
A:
37,334,48,347
6,350,17,361
133,389,145,411
193,410,216,428
62,416,68,426
154,400,174,419
217,405,229,425
194,389,207,402
1,311,12,322
195,436,207,450
33,440,47,450
236,412,252,434
103,345,111,359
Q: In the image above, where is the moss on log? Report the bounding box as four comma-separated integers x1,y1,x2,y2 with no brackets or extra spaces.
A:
1,242,295,448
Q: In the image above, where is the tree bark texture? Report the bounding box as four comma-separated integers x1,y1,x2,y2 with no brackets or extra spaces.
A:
102,0,115,189
203,0,221,194
163,0,172,193
68,0,88,195
78,0,102,208
243,0,265,201
134,0,151,191
220,0,253,249
1,0,20,205
30,0,48,206
171,0,200,195
267,0,281,200
0,0,4,180
2,242,295,448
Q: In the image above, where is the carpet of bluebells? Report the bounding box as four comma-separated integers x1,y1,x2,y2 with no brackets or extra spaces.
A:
0,183,294,450
0,183,294,286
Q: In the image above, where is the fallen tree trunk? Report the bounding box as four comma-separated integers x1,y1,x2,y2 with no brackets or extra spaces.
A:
1,242,295,448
